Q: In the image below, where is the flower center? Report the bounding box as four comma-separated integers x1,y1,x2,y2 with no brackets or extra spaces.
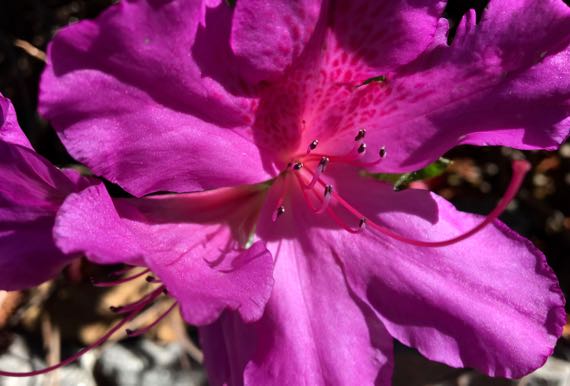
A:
271,128,530,248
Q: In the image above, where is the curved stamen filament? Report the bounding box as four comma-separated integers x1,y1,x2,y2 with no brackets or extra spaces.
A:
326,207,365,234
294,171,333,215
0,286,166,377
305,156,329,189
303,159,530,248
126,302,178,337
303,145,386,169
110,285,165,314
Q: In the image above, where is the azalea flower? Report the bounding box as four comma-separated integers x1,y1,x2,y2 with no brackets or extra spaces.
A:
6,0,569,384
0,94,95,290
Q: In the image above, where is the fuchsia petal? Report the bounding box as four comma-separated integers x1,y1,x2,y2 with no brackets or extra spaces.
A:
313,170,565,378
198,185,394,386
55,184,274,325
0,218,70,291
305,0,570,172
0,95,93,290
251,0,445,160
40,0,272,196
231,0,323,83
328,0,446,78
200,314,251,386
0,95,32,149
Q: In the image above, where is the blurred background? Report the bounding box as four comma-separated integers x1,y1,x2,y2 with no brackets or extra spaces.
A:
0,0,569,385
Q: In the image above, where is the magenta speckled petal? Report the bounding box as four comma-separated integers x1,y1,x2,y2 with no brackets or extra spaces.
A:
0,95,94,290
55,184,274,325
318,171,565,378
304,1,570,173
250,0,445,159
40,0,272,196
231,0,323,83
328,0,446,76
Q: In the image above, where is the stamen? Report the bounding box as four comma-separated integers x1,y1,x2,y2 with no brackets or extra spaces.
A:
0,286,166,377
109,286,165,315
272,177,291,222
307,139,319,154
293,162,303,170
336,146,388,168
306,156,330,190
357,143,367,154
331,160,531,247
326,208,365,234
273,205,286,221
315,185,333,214
358,217,367,230
92,268,150,288
125,303,178,338
354,129,366,141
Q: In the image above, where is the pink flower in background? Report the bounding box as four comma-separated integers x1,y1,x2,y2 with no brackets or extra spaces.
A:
11,0,568,384
0,94,94,290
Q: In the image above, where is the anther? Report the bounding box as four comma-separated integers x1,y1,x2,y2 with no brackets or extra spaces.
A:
315,185,333,214
145,276,156,283
318,156,330,172
379,146,387,158
357,143,367,154
355,129,366,141
307,139,319,153
277,206,286,217
293,162,303,170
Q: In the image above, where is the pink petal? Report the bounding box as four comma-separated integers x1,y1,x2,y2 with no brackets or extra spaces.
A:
306,1,570,172
198,184,394,385
312,169,565,378
0,107,93,289
40,0,271,196
54,184,274,325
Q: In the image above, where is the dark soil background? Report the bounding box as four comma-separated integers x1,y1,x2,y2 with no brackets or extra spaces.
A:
0,1,569,385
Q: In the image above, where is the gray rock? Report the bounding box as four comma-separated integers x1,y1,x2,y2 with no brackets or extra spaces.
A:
0,335,95,386
95,339,205,386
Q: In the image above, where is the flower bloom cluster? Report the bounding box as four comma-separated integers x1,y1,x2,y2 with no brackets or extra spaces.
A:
1,0,570,385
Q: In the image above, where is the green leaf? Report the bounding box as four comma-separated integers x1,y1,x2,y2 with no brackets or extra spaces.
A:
368,158,452,191
355,75,387,88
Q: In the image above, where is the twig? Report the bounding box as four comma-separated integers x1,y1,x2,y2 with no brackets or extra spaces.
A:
14,39,46,62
